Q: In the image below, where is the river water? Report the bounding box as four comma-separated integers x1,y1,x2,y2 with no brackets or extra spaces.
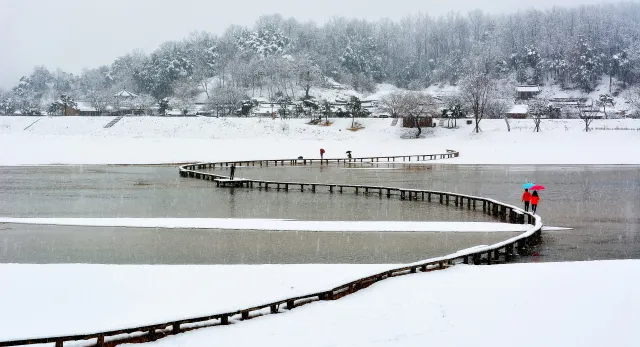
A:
0,163,637,264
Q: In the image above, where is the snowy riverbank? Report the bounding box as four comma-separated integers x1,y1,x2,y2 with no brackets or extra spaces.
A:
1,117,639,165
146,260,640,347
1,261,637,345
0,264,393,341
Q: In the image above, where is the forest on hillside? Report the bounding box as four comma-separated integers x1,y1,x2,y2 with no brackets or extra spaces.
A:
2,2,640,116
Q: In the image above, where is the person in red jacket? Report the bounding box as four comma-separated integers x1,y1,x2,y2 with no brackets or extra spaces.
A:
530,191,540,214
521,188,531,212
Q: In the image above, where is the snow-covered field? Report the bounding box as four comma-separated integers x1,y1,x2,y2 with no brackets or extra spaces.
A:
2,261,636,345
0,116,638,165
0,218,529,232
0,264,394,341
145,260,640,347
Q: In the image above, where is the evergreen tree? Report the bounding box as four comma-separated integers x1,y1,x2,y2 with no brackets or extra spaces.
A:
158,98,171,116
571,36,602,91
346,96,362,128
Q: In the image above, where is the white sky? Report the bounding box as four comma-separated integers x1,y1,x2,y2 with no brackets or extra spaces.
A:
0,0,629,88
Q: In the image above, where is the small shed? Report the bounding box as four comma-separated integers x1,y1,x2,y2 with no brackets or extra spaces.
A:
515,86,541,100
506,104,529,119
402,116,433,128
65,102,100,116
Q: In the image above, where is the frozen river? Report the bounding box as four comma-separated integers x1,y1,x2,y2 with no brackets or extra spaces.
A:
0,163,637,263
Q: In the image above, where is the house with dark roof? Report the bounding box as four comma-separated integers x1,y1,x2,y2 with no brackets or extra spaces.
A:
515,86,541,100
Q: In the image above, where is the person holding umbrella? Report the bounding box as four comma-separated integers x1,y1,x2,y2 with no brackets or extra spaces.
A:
346,150,352,159
522,183,534,212
529,185,544,214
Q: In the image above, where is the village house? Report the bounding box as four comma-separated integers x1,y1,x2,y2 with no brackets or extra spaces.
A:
515,86,541,100
402,115,433,128
64,101,101,116
506,104,529,119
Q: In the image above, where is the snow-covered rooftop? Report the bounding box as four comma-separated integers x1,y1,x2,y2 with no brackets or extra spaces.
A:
516,86,541,93
507,104,529,114
113,90,138,98
75,102,97,112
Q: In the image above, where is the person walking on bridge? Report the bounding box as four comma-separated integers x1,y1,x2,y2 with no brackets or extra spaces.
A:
522,188,531,212
230,164,236,180
531,191,540,214
320,148,325,160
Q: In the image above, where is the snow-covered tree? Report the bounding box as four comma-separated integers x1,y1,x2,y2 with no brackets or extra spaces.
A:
49,94,77,116
294,53,324,99
570,36,602,92
237,27,290,58
7,2,640,106
208,86,247,116
186,31,220,100
399,92,437,138
0,90,15,115
110,50,146,93
461,65,496,133
379,91,405,118
277,96,291,119
158,98,171,116
135,43,194,100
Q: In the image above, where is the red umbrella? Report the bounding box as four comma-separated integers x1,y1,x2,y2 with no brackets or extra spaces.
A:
530,185,545,191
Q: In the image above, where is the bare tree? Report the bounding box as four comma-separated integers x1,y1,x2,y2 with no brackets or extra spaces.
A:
172,79,200,115
129,94,155,115
379,91,405,118
461,72,495,133
87,89,111,114
295,54,324,99
485,100,509,119
504,115,511,132
209,86,247,116
579,103,598,132
528,99,548,132
400,92,437,138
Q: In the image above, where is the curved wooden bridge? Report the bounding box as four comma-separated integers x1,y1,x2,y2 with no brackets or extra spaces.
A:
0,150,542,347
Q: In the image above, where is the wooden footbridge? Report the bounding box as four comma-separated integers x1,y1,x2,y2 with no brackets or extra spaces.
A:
0,150,543,347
